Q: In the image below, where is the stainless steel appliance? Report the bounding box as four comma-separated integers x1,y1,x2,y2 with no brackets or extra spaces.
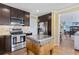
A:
10,17,24,25
10,28,26,52
38,22,48,35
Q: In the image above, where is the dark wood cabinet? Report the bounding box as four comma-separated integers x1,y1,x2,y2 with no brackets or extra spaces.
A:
0,36,11,54
24,12,30,26
0,37,5,54
0,3,30,26
10,7,25,18
17,9,25,18
38,13,52,36
10,7,30,26
10,7,17,17
0,4,10,25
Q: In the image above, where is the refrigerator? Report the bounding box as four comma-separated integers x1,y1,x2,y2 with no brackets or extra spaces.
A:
38,22,48,35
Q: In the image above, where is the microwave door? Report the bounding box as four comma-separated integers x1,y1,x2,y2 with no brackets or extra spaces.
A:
10,17,24,25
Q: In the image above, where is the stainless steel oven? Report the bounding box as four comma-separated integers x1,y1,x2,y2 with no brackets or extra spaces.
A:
10,28,26,52
20,35,25,42
11,34,26,52
12,36,17,44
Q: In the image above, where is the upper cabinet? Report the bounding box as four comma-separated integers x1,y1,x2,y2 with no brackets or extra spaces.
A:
10,7,25,18
38,13,51,22
10,7,30,26
0,4,10,25
10,7,17,17
38,13,52,36
0,3,30,26
24,12,30,26
17,9,24,18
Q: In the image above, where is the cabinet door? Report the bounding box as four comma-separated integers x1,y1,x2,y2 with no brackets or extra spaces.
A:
0,4,10,25
17,9,25,18
24,12,30,26
0,37,5,54
10,7,17,17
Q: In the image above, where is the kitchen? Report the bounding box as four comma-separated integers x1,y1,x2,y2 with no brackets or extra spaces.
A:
0,3,79,55
0,3,53,55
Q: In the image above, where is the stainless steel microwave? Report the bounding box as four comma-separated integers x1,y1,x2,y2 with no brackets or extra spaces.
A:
10,17,24,25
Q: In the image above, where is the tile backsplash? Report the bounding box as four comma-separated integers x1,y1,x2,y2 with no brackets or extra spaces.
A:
0,25,10,35
0,25,30,35
22,26,30,33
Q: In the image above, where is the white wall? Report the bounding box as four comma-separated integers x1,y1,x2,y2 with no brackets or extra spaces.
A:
29,15,38,35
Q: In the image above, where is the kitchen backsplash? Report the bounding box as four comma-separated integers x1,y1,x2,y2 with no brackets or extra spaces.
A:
0,25,10,35
0,25,30,35
22,26,30,33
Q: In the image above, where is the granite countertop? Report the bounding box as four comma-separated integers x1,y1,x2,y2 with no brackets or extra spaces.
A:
0,31,10,36
0,34,10,37
26,35,53,46
0,34,11,36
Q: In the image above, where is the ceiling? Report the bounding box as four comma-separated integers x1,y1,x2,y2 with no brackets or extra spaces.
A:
4,3,78,16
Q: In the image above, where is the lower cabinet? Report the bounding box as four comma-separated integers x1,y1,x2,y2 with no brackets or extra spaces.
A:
0,36,10,54
0,36,6,54
26,39,53,55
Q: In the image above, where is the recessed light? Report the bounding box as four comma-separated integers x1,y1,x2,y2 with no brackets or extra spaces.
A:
36,10,39,12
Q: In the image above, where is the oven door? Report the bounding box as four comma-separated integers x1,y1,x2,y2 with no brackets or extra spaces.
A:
12,35,17,45
20,35,25,42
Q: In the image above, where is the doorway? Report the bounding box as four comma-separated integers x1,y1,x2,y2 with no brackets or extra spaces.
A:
58,13,74,49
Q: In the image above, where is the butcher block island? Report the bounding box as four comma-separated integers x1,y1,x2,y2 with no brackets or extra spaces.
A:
26,35,53,55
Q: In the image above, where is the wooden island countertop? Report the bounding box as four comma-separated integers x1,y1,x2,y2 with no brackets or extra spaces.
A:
26,35,53,55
